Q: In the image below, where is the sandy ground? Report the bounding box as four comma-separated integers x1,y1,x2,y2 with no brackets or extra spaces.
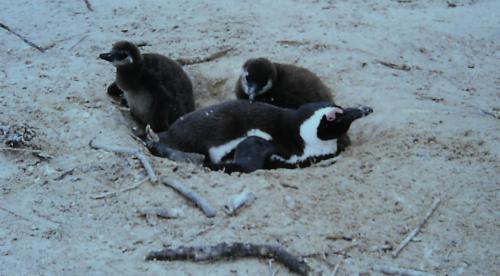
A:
1,0,499,275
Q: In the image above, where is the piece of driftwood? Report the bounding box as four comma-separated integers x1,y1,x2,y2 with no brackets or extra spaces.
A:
54,168,75,181
137,207,182,219
378,60,411,71
83,0,93,11
162,177,217,218
146,242,311,276
176,47,234,66
91,177,148,199
392,198,441,258
0,22,46,52
89,140,158,183
223,191,255,215
372,265,434,276
137,207,182,226
280,183,299,190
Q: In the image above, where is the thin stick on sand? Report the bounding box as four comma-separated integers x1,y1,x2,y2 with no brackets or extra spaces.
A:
146,242,311,276
83,0,93,11
372,265,434,276
0,22,46,52
162,177,217,218
0,147,42,153
89,140,158,183
377,60,411,71
392,198,441,258
176,47,234,66
91,177,148,199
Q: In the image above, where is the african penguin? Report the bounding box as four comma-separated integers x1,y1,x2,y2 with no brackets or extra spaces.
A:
99,41,195,133
146,100,373,173
235,57,333,108
235,57,353,153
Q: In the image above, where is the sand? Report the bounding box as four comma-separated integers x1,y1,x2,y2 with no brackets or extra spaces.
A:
0,0,499,275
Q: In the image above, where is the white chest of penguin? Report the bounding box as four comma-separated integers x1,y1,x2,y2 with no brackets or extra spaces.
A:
208,129,273,163
208,107,339,165
123,90,153,121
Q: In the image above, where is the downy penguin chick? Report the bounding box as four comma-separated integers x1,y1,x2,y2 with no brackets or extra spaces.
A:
147,100,373,173
235,58,333,108
99,41,195,133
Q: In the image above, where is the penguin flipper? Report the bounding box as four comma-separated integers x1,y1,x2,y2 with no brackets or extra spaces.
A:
207,136,279,174
146,140,205,165
107,82,127,106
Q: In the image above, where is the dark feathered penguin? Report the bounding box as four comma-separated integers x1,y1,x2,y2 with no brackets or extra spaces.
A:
99,41,195,133
235,58,333,108
147,100,373,173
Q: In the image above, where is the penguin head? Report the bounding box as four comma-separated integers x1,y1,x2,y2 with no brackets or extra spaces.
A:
297,102,373,142
316,105,373,140
99,41,142,67
240,58,277,102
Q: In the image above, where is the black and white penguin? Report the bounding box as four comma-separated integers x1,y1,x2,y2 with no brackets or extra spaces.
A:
234,58,333,108
99,41,195,133
146,100,372,173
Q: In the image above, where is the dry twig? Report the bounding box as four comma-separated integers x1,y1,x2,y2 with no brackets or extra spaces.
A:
176,47,234,66
136,207,182,219
223,191,255,215
89,140,158,183
392,198,441,258
83,0,93,11
91,177,148,199
0,22,46,52
372,264,433,276
162,177,217,218
378,60,411,71
0,147,41,153
146,242,311,276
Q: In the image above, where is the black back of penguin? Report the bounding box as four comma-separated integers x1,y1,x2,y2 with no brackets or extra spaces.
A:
157,100,300,162
152,100,372,169
99,41,195,132
235,58,333,109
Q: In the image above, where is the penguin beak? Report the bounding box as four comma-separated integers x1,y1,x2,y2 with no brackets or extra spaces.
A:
247,84,258,102
99,52,114,62
341,106,373,123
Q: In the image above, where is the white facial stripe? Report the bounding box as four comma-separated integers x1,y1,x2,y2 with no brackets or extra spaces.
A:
112,56,133,66
208,129,273,163
240,69,249,95
259,79,273,95
240,69,273,97
274,107,338,164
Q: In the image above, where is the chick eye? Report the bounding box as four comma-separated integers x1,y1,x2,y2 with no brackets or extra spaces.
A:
115,53,128,60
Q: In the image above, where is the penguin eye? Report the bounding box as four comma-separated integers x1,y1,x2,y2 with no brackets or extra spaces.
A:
114,52,128,60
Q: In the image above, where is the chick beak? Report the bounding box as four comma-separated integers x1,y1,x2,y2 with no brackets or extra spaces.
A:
247,84,258,103
99,52,113,62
